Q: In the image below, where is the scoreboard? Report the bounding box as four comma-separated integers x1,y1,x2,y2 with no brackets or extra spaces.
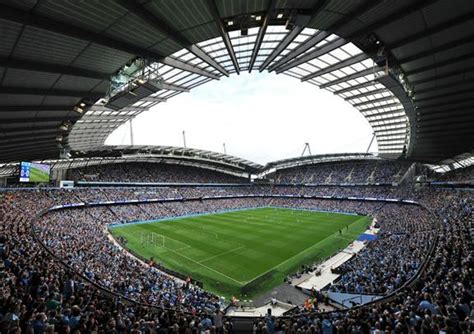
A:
19,162,51,183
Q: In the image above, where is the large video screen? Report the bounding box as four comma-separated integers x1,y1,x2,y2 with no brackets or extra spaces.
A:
19,162,51,183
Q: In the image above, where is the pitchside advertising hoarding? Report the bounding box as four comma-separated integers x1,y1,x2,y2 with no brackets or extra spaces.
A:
19,162,51,183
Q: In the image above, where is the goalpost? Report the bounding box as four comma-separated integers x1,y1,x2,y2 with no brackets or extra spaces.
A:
140,232,165,247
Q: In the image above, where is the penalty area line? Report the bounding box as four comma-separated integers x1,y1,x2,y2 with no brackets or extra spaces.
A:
198,245,246,264
162,245,246,286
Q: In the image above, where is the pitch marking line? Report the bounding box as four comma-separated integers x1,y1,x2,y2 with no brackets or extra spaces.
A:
147,233,192,252
173,245,191,252
142,211,370,287
237,215,369,285
166,247,246,285
198,245,246,264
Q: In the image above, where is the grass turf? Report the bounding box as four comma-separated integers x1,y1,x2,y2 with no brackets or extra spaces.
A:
110,207,371,299
28,167,50,182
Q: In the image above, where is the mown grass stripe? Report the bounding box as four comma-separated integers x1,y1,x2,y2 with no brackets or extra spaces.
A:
110,207,370,298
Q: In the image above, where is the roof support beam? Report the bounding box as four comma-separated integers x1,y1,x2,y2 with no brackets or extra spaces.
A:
377,138,406,144
0,139,58,150
0,132,58,143
0,129,58,139
268,31,330,72
374,126,407,134
378,142,406,148
372,120,407,130
334,80,379,95
418,106,474,118
0,105,73,113
410,65,474,86
259,26,304,72
398,34,474,64
404,53,474,76
417,96,474,109
89,106,148,112
320,66,384,89
275,37,347,73
416,140,472,147
377,139,406,144
302,53,369,81
0,87,103,99
0,149,56,158
0,116,80,124
0,4,219,80
80,115,133,121
419,115,474,126
359,102,402,113
116,0,228,76
0,131,59,141
352,95,396,108
0,124,61,133
259,0,331,71
160,57,220,79
368,114,407,123
418,102,474,116
376,129,408,136
375,133,407,140
270,0,380,72
415,87,474,102
0,4,150,59
161,82,190,92
0,57,110,80
416,126,473,136
414,130,473,139
140,96,167,103
378,143,405,148
348,0,439,39
0,143,58,154
415,79,474,95
0,148,58,162
206,0,240,74
362,108,405,118
344,88,388,101
416,120,474,130
387,11,474,49
416,121,474,132
248,0,277,72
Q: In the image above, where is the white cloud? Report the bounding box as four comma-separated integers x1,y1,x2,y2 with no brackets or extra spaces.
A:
106,72,377,164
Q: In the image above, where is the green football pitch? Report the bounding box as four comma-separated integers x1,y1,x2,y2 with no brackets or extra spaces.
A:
29,167,50,182
109,207,371,298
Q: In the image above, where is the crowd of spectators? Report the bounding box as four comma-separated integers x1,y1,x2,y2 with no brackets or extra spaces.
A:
37,207,221,314
433,165,473,183
0,190,237,333
14,190,440,317
69,162,248,184
285,191,472,333
1,177,472,332
267,198,435,296
67,159,414,186
273,160,412,185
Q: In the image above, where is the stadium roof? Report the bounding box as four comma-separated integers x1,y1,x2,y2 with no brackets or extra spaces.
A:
426,150,474,173
0,145,262,177
0,0,472,164
71,145,263,172
264,152,379,171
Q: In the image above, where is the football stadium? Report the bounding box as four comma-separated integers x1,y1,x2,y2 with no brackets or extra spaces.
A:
0,1,473,333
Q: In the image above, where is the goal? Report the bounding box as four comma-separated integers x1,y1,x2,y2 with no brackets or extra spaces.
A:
140,232,165,247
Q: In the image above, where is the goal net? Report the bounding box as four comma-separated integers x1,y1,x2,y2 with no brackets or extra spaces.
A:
140,232,165,247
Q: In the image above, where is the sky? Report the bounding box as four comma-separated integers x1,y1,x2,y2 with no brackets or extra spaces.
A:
106,72,377,164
